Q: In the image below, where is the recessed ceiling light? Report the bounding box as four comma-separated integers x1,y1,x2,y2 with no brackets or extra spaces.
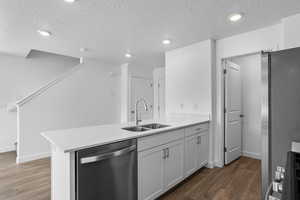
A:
228,13,244,22
64,0,76,3
162,39,171,45
37,29,52,37
125,53,132,58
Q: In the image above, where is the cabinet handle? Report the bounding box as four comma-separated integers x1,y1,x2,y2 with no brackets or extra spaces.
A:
163,148,170,159
197,136,201,144
163,149,166,159
166,148,169,158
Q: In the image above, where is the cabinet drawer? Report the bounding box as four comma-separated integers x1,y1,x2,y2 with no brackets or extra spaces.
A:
138,129,184,152
185,123,209,137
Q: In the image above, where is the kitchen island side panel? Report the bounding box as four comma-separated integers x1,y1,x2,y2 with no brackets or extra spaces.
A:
51,145,75,200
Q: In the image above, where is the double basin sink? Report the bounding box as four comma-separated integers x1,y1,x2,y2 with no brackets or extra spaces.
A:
122,123,170,132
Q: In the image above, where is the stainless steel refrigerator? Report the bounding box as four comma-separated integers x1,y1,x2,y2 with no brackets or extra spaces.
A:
261,47,300,198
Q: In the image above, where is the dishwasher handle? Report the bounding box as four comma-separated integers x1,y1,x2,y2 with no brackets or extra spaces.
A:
80,144,136,165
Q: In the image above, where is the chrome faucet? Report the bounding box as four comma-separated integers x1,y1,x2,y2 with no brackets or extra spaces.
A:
135,98,149,126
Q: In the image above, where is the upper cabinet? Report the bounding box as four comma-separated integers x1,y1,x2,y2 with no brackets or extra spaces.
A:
165,39,215,115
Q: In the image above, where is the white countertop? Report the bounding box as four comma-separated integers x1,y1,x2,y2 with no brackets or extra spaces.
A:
41,116,209,153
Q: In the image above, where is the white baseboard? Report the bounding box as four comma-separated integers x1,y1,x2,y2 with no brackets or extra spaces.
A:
214,160,224,168
242,151,261,160
0,145,15,153
17,152,51,164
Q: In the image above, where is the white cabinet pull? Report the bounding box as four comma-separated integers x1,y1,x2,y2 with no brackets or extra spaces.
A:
197,136,201,144
166,148,169,158
163,149,167,159
163,148,169,159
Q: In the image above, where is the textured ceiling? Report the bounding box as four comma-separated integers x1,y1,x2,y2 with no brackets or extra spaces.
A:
1,0,300,66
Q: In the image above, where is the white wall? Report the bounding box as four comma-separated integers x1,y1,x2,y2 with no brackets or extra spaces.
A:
165,39,215,168
0,110,17,153
214,24,283,166
282,14,300,49
128,62,156,79
214,12,300,166
0,50,78,153
17,59,121,163
165,39,213,115
232,54,262,160
120,63,129,123
125,62,156,122
153,67,165,120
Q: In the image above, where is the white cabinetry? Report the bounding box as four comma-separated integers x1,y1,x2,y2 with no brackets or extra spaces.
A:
184,134,199,176
163,140,184,191
138,145,165,200
138,123,209,200
184,123,209,177
138,129,184,200
198,132,209,167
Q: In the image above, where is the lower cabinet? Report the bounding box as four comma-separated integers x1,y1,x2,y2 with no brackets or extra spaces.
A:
198,132,209,167
184,134,199,177
184,131,209,177
138,140,184,200
138,123,209,200
138,145,165,200
163,140,184,191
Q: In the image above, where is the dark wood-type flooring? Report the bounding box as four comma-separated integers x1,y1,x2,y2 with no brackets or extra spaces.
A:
0,152,260,200
160,157,261,200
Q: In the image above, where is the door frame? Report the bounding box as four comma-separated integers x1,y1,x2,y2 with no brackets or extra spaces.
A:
219,51,270,199
223,60,242,165
129,75,154,122
221,51,263,166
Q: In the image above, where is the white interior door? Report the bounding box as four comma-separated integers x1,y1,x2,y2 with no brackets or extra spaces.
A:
224,60,242,165
130,77,153,122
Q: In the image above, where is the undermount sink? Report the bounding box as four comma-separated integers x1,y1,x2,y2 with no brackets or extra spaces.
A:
122,126,150,132
141,123,170,129
122,123,170,132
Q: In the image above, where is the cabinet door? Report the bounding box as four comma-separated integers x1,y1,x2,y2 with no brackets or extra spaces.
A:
184,134,198,177
164,140,184,191
138,146,164,200
198,132,209,168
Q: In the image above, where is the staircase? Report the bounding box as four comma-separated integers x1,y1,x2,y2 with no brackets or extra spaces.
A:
0,63,82,162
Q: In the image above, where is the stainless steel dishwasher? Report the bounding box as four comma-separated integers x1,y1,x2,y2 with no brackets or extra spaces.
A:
76,139,137,200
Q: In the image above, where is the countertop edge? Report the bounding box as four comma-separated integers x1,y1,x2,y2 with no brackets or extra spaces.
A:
60,120,210,153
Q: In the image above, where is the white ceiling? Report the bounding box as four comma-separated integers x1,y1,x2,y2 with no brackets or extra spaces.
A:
2,0,300,66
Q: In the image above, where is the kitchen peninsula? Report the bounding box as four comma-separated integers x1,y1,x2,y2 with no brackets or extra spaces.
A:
42,116,210,200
